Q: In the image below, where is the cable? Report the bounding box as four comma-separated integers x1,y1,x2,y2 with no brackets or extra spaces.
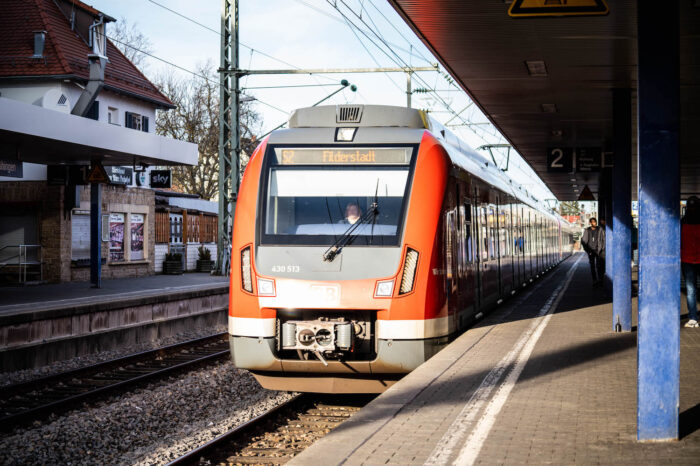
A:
145,0,311,72
292,0,432,64
363,0,433,65
334,1,499,144
107,35,290,116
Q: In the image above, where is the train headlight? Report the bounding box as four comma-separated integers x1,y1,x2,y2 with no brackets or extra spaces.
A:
240,247,253,293
399,248,419,295
335,127,357,142
257,277,276,296
374,279,395,298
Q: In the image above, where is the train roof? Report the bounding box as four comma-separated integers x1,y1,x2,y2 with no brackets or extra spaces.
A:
285,105,573,226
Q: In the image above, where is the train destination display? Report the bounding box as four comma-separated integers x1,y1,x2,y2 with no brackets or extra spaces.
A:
273,147,411,165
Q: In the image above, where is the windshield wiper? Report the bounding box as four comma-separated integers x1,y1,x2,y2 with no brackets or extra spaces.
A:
322,201,379,262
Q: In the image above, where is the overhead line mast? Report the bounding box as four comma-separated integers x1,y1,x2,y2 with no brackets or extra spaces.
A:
218,0,239,275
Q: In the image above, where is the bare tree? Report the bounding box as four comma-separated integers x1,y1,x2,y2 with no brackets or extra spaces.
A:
559,201,582,216
155,63,263,200
109,17,153,69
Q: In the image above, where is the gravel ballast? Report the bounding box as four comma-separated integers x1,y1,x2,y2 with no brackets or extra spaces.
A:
0,325,227,387
0,361,295,465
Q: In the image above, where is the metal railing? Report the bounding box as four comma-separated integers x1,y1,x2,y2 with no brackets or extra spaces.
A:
0,244,43,284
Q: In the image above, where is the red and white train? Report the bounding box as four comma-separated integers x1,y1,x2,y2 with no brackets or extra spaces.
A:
228,105,576,393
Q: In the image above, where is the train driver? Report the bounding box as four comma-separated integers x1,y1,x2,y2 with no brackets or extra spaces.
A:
340,202,362,225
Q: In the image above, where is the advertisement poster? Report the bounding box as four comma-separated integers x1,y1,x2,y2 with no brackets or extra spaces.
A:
130,214,145,260
109,213,125,261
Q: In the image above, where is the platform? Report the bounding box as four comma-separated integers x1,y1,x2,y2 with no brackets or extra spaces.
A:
291,253,700,465
0,274,229,370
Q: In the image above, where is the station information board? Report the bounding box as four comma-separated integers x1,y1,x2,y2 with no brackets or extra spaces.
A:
273,147,411,165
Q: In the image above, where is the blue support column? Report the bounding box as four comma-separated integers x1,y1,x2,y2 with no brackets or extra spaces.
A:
612,89,632,332
90,182,102,288
637,0,680,441
604,170,613,292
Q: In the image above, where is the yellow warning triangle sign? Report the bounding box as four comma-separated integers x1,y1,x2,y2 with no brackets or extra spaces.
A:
578,184,596,201
509,0,609,18
87,163,110,184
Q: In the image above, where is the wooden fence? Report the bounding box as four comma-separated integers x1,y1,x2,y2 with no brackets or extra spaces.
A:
155,211,217,244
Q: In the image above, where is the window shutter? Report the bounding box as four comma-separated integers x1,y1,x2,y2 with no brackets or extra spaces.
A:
142,116,149,132
125,112,133,129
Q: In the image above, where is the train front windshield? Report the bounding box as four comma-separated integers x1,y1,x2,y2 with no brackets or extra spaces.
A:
260,146,415,246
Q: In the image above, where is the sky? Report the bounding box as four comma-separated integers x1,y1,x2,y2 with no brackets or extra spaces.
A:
88,0,557,204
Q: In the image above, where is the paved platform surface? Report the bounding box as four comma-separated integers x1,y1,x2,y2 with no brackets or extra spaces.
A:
0,273,229,316
291,253,700,465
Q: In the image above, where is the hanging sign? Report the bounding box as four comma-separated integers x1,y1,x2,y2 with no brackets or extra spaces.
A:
0,160,22,178
547,147,573,173
509,0,609,18
105,166,133,185
576,147,602,172
150,170,172,188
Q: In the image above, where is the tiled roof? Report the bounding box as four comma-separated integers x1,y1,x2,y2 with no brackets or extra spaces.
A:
0,0,174,108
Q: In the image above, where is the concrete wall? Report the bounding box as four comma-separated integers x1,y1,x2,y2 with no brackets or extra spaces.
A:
0,284,229,370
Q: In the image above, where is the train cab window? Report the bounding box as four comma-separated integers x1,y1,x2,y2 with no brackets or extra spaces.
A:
260,146,414,246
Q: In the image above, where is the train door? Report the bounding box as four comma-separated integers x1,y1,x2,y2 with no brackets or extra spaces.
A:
498,197,513,296
445,200,460,327
472,187,483,311
534,213,541,274
458,191,477,328
516,204,524,286
482,200,499,305
526,209,534,280
495,196,503,297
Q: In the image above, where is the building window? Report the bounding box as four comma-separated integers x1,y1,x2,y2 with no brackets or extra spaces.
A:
125,112,149,132
109,213,125,262
108,107,119,125
130,214,145,260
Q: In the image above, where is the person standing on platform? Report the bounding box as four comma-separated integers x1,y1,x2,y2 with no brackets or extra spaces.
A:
581,217,606,286
682,196,700,328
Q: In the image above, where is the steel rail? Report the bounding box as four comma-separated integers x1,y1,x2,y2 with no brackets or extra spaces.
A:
166,394,306,466
0,332,229,430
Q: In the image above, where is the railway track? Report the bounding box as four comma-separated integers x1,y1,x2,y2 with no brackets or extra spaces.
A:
168,393,373,466
0,332,229,431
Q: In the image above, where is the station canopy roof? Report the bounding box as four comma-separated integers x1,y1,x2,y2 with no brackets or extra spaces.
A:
389,1,700,201
0,97,197,167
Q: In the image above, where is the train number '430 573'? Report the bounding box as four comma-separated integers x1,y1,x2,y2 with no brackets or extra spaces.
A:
271,265,300,273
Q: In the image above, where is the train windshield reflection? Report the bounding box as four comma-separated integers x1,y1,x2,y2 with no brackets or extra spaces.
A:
262,167,410,246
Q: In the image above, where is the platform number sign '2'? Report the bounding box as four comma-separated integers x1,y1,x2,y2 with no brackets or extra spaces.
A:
547,147,573,173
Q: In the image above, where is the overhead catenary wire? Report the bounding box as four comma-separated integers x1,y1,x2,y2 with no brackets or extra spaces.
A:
107,35,290,116
330,1,554,200
292,0,434,65
338,1,507,145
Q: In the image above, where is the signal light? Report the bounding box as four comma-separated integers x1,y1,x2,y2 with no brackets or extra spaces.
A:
399,248,419,294
241,247,253,293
